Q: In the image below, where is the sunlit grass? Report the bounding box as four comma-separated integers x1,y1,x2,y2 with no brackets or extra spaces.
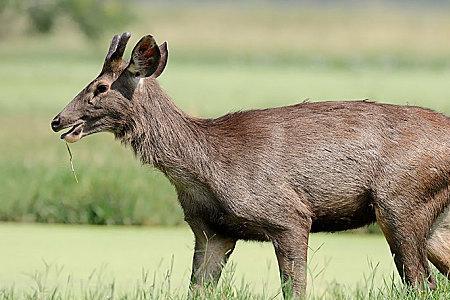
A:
3,265,448,299
0,223,396,297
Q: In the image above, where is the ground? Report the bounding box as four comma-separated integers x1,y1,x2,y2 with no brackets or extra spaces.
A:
0,223,395,298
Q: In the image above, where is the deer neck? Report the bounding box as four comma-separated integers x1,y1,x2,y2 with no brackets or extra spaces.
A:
121,80,210,184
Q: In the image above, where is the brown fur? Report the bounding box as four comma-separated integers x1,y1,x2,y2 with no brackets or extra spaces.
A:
51,33,450,298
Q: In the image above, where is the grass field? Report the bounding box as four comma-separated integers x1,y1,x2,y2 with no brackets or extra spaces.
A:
3,223,450,299
2,56,450,225
0,223,397,298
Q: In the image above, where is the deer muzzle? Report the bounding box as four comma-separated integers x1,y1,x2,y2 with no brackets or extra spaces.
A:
51,114,85,143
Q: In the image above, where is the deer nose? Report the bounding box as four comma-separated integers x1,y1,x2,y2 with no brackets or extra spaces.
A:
51,115,61,132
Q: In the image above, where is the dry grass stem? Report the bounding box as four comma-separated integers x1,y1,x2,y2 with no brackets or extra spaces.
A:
65,142,79,183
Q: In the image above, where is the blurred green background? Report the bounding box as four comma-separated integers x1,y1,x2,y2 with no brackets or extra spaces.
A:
1,0,450,297
2,0,450,225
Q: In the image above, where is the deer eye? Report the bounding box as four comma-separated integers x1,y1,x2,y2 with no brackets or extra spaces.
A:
95,84,109,95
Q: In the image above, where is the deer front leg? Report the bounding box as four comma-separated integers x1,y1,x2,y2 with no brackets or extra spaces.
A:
189,224,236,290
273,222,311,299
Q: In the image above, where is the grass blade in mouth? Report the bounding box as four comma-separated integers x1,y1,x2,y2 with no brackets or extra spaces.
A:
65,142,79,183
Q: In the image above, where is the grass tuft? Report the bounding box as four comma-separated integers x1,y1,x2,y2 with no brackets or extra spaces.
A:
2,262,450,300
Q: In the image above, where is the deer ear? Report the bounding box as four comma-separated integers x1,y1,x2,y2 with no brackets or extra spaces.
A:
151,42,168,79
128,35,161,78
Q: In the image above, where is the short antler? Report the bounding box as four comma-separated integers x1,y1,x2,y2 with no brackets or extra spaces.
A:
102,32,131,72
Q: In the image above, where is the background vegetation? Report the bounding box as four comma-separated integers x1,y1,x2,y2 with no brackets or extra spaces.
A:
2,1,450,226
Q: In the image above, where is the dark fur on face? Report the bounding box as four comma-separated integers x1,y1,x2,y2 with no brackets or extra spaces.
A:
51,33,169,143
52,33,450,298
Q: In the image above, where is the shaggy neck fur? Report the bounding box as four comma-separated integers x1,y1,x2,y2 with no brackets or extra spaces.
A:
119,79,212,185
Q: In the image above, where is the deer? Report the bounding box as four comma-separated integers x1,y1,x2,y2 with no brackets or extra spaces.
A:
51,32,450,298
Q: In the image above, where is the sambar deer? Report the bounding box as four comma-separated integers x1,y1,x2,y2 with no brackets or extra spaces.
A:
51,32,450,298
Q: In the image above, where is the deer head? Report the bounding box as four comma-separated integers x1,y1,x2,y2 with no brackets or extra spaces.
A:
50,32,168,143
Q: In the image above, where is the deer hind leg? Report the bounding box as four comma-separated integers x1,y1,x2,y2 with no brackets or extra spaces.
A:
272,217,311,299
427,205,450,278
375,203,433,288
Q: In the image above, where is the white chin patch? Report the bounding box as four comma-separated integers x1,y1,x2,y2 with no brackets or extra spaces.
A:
61,124,84,143
63,132,82,143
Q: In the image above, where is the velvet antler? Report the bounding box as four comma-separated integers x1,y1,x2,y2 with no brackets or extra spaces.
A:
102,32,131,73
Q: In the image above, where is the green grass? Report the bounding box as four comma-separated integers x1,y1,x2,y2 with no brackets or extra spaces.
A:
2,223,450,299
0,223,396,298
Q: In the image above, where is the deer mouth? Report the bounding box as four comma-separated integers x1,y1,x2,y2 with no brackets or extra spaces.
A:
60,123,84,143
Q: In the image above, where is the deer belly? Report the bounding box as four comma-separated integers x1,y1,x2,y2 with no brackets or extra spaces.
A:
310,192,376,232
203,211,273,242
